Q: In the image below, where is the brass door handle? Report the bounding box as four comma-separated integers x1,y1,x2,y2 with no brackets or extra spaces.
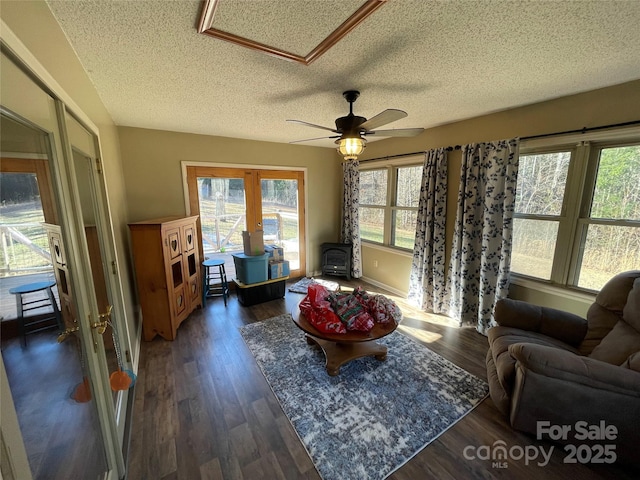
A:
91,305,113,335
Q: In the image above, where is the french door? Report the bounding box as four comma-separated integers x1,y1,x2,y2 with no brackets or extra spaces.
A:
1,42,124,479
185,165,306,278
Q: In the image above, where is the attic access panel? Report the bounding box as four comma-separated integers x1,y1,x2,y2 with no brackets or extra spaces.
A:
197,0,387,65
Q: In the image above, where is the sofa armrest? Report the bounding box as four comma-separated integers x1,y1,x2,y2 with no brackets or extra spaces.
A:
508,343,640,395
508,343,640,466
494,299,588,346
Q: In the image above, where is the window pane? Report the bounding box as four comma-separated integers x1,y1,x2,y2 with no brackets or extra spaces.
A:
396,165,422,207
359,207,384,243
197,177,246,261
511,218,559,279
360,169,387,206
590,145,640,220
392,209,416,249
577,224,640,290
0,173,50,272
261,178,300,270
515,152,570,215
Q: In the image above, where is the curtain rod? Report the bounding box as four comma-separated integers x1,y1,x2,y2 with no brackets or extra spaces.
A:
359,145,462,163
520,119,640,141
360,120,640,163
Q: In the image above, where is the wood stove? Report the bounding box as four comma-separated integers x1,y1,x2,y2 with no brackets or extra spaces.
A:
321,243,352,280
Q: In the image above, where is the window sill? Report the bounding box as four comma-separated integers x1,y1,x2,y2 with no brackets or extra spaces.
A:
510,275,597,303
361,241,413,258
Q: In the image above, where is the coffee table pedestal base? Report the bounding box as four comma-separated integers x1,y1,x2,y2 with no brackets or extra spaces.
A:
305,334,387,376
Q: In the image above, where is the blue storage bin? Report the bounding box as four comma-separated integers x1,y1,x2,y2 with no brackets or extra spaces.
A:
264,245,284,261
233,253,269,284
268,260,290,279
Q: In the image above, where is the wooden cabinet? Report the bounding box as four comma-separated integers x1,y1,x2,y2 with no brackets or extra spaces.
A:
129,216,201,341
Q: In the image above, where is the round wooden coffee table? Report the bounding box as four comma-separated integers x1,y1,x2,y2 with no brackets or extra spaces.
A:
291,304,398,376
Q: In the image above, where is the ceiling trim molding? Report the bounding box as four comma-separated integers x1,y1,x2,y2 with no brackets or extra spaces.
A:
196,0,387,65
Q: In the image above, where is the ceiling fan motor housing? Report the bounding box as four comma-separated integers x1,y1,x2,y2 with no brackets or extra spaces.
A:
335,114,367,137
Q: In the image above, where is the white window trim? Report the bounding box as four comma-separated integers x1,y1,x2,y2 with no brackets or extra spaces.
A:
359,157,423,250
520,125,640,150
513,126,640,291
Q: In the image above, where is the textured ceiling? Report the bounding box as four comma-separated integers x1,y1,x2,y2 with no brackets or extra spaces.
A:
46,0,640,148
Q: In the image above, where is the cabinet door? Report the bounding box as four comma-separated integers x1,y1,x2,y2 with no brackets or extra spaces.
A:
166,227,182,260
183,224,196,253
182,221,200,307
172,283,187,318
169,257,187,317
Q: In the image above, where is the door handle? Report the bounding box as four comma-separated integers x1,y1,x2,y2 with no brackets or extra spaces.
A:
91,305,113,335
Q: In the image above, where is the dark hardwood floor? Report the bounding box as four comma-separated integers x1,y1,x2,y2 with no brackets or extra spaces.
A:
2,329,108,479
126,277,638,480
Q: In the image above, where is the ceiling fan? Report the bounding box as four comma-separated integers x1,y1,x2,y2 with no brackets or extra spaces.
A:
287,90,424,160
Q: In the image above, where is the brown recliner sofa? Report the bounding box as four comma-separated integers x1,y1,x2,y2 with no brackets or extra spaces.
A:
486,270,640,465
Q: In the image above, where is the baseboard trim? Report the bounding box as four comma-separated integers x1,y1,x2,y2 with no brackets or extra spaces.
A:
359,276,407,297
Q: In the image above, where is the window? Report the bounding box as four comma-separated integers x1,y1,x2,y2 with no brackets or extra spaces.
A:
359,163,422,250
359,169,387,244
511,132,640,291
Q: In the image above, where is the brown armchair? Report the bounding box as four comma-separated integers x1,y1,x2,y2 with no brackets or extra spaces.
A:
486,270,640,465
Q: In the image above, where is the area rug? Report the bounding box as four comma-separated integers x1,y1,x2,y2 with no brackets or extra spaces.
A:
288,276,340,294
239,314,488,480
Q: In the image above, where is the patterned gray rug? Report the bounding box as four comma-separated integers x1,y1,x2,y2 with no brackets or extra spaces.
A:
240,314,489,480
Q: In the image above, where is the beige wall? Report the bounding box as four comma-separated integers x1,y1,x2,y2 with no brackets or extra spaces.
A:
1,1,139,355
360,79,640,314
118,126,342,272
4,1,639,319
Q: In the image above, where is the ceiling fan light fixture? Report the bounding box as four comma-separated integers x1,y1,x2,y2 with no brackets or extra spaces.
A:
336,136,366,160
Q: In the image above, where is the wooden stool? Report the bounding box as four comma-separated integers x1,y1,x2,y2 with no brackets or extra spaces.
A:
202,259,229,306
9,280,63,348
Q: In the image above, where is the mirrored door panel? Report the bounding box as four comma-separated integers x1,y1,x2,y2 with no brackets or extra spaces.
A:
1,49,114,479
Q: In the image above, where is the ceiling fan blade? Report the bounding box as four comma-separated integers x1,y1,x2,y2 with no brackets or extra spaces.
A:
365,128,425,137
287,119,337,133
289,135,340,144
359,109,407,131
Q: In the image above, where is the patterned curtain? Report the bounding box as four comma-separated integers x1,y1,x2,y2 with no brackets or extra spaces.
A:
445,139,519,335
407,149,448,313
341,159,362,278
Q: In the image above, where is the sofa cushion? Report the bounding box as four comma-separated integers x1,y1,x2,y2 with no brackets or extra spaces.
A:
622,277,640,332
589,320,640,365
487,326,580,393
622,352,640,372
579,271,640,355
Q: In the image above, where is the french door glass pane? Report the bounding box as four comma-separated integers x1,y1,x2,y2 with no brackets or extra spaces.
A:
511,218,559,279
515,152,570,215
360,169,387,206
590,145,640,220
0,173,50,273
197,177,246,278
392,209,416,249
577,224,640,290
0,106,110,478
359,207,384,243
261,179,299,270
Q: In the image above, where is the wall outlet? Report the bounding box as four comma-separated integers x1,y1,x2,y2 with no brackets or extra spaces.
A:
373,260,378,268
